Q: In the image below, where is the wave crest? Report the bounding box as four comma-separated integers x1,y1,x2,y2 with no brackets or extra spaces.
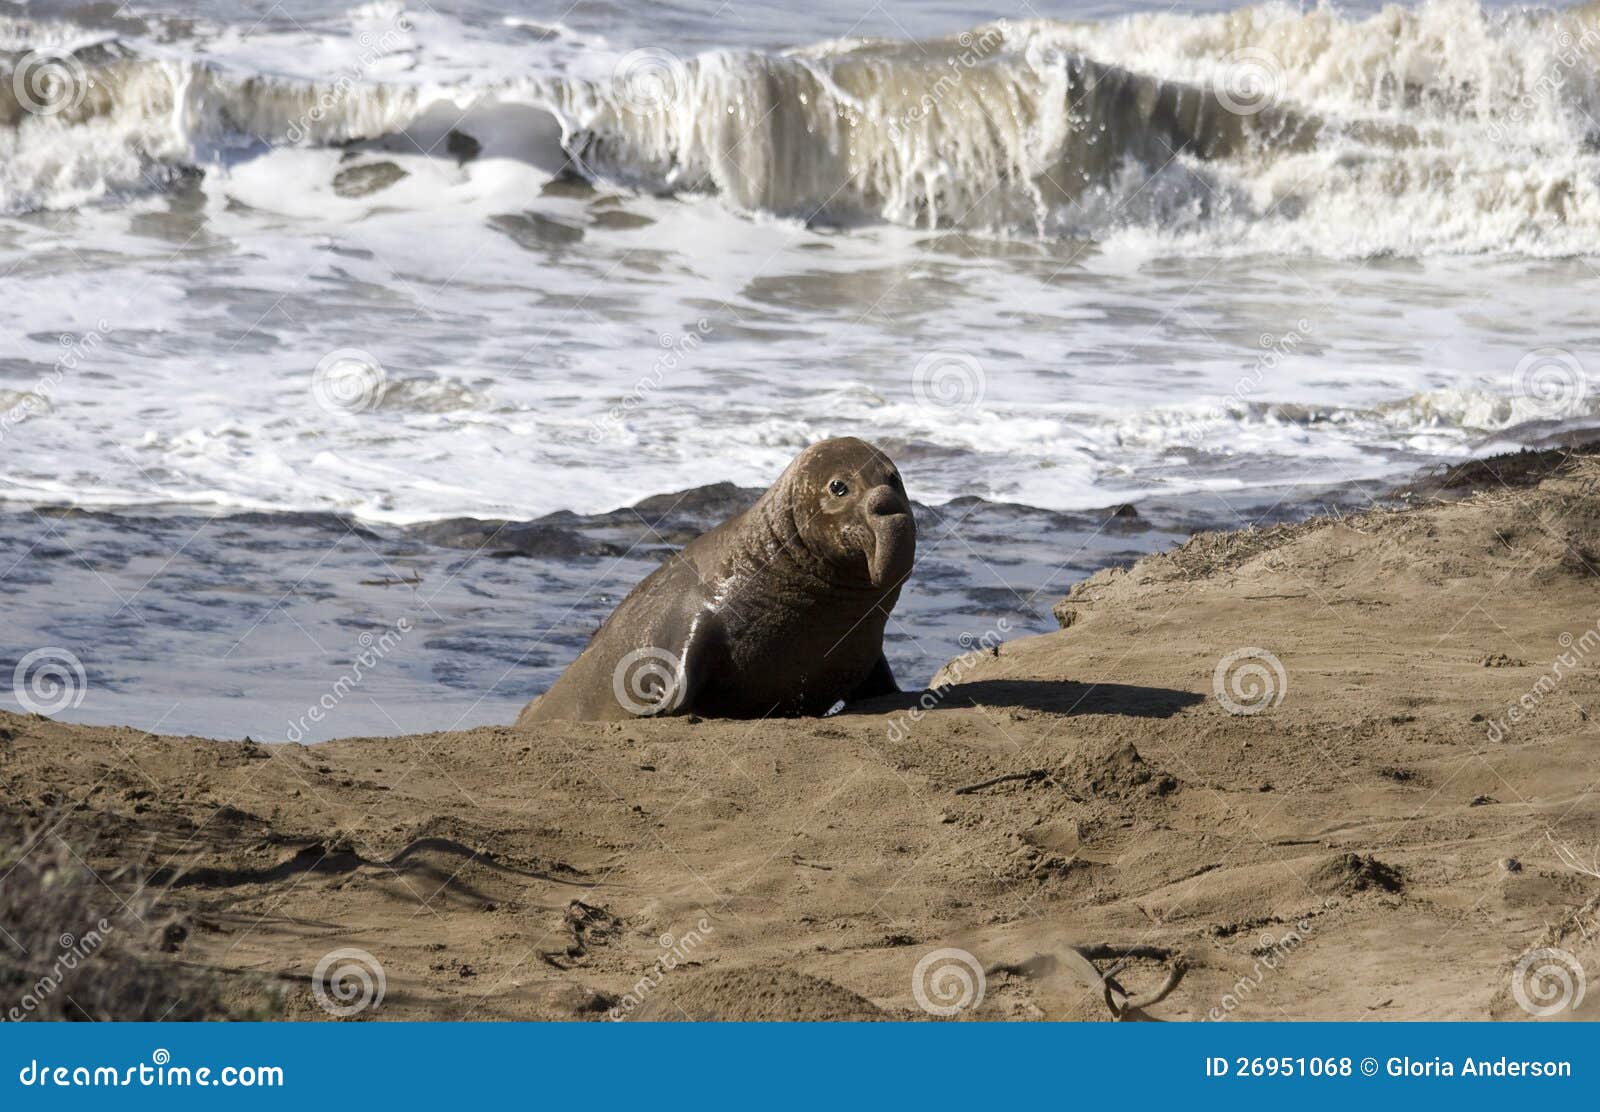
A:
4,0,1600,255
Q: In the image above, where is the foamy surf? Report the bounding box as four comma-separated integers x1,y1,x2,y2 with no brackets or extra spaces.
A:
0,0,1596,534
4,0,1600,255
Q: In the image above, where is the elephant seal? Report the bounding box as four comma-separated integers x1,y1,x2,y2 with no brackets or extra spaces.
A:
519,437,915,722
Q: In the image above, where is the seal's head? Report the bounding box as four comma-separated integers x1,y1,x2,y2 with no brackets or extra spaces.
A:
784,437,916,590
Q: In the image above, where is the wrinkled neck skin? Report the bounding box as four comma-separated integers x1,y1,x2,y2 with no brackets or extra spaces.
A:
731,472,902,615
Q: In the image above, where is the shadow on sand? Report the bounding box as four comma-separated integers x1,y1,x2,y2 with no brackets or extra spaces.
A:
846,678,1204,719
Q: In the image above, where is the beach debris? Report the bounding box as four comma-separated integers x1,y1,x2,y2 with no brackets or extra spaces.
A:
954,769,1048,795
986,942,1188,1021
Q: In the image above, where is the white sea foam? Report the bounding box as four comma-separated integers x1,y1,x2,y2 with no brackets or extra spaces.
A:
0,2,1596,525
4,2,1600,253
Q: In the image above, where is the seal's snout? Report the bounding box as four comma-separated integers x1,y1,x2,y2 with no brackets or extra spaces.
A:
864,482,916,589
865,483,910,520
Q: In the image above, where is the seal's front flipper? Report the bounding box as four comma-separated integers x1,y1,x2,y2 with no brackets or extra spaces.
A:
846,653,899,702
657,606,727,716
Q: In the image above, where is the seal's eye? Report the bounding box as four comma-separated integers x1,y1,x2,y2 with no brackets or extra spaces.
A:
828,479,849,497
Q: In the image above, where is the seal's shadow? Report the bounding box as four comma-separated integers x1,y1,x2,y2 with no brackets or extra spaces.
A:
848,679,1204,719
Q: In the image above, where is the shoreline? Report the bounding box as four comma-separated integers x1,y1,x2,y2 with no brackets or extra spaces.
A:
0,475,1353,744
4,441,1598,1019
7,438,1595,742
15,414,1600,538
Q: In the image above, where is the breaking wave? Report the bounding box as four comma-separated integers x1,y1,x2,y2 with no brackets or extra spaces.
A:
4,0,1600,254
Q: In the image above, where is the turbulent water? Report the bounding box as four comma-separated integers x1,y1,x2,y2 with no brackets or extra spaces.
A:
1,0,1598,738
7,0,1600,249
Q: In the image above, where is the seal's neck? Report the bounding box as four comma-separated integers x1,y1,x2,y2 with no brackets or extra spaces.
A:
742,478,894,603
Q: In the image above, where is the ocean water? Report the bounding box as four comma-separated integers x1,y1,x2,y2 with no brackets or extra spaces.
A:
1,0,1597,739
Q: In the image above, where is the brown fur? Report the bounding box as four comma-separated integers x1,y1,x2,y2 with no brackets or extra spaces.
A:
518,437,916,722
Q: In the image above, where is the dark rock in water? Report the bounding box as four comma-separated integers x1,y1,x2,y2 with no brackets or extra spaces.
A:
492,523,623,559
28,506,97,521
629,525,701,547
408,517,518,549
227,510,381,540
621,481,761,527
407,518,620,559
406,485,769,564
490,211,584,250
332,161,408,198
445,129,481,165
923,493,1107,534
1093,501,1155,533
589,208,655,231
540,175,596,199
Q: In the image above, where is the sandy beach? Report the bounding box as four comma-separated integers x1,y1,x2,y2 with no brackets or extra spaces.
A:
5,444,1597,1021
